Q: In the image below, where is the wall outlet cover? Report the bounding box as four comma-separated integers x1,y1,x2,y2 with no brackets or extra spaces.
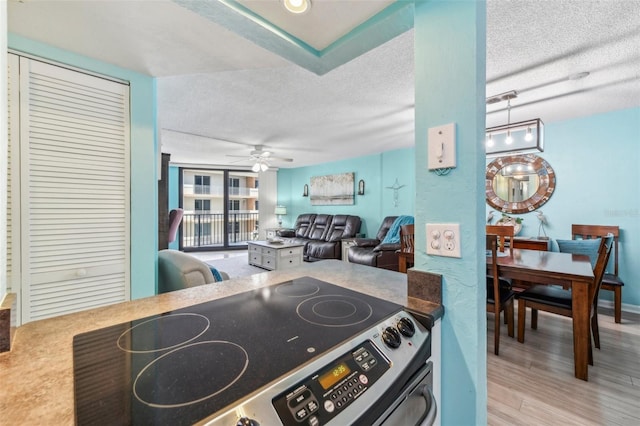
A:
426,223,461,258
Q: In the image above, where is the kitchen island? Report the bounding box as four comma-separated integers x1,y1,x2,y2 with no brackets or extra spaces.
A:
0,260,442,424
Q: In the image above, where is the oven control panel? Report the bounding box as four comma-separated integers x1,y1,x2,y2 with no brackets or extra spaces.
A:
272,340,390,425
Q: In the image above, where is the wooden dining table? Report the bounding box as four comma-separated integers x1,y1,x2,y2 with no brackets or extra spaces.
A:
487,248,595,380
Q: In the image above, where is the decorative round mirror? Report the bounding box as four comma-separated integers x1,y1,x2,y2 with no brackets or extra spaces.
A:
485,154,556,214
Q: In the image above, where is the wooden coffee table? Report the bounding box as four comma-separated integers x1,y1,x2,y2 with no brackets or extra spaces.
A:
248,241,304,271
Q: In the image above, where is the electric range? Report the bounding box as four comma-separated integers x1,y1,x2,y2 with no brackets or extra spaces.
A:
73,276,434,425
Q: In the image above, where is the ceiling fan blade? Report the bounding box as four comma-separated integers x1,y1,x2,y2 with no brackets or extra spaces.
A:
227,158,253,165
270,156,294,162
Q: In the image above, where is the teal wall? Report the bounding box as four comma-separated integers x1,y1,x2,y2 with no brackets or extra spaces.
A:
277,148,414,236
414,1,487,424
487,107,640,307
9,34,158,299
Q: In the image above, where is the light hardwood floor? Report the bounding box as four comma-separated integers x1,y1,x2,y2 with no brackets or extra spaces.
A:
488,307,640,425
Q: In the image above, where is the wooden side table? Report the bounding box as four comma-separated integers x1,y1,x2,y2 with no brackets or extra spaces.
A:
341,234,366,262
341,239,358,262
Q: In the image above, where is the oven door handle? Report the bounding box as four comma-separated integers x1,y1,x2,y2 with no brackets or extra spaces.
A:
416,385,437,426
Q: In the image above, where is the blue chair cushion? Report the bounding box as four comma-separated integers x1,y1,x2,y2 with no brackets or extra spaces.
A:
209,266,223,282
557,238,601,268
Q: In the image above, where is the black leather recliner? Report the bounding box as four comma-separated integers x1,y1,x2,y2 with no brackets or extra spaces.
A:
348,216,401,271
278,213,362,261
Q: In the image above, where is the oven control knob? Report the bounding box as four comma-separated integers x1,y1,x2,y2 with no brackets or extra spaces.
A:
397,317,415,337
236,417,258,426
382,326,402,348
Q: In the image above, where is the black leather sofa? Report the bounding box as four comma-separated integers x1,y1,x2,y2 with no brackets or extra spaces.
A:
278,213,362,261
347,216,401,271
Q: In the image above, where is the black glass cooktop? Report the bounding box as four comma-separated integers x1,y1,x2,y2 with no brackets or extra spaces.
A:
73,277,402,425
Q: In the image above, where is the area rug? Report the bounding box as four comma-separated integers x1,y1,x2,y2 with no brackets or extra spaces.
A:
203,253,266,279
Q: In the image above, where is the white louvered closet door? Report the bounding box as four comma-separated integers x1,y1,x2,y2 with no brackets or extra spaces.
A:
7,54,20,299
19,57,130,323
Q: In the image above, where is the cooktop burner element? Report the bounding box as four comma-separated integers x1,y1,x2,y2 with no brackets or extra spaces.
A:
297,295,373,327
133,340,249,408
117,313,210,353
73,277,403,425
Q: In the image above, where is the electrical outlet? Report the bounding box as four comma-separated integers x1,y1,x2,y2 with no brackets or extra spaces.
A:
426,223,461,258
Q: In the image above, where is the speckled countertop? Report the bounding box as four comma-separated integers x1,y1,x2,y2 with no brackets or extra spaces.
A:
0,260,442,424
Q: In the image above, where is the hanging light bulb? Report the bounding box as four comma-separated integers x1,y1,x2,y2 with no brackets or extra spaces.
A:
504,98,513,145
525,127,533,141
505,130,513,144
505,98,513,144
486,133,494,148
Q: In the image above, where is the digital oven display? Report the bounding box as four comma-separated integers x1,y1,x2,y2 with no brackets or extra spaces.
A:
318,362,351,390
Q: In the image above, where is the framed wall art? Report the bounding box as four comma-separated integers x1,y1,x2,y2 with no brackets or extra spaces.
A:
310,172,354,205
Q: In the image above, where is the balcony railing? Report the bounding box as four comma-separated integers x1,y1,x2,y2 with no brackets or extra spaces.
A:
183,185,255,198
182,212,259,249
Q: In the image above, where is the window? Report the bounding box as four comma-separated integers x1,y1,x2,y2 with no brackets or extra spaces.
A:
255,201,259,210
194,175,211,194
254,179,259,189
229,178,240,196
195,199,211,212
228,200,240,211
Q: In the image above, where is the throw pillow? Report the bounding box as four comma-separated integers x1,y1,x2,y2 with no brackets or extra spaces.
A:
557,238,601,268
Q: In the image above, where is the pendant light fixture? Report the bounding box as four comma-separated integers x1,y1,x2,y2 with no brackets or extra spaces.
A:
485,90,544,157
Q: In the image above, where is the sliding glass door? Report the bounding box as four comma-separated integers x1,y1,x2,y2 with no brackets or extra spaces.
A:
180,168,259,251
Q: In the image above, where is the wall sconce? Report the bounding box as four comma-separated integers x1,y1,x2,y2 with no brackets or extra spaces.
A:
303,184,309,197
357,179,365,195
274,205,287,227
486,90,544,157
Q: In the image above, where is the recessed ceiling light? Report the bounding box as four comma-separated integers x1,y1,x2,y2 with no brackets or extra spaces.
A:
283,0,311,14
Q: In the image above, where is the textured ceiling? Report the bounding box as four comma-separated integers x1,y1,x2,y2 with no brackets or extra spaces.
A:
8,0,640,168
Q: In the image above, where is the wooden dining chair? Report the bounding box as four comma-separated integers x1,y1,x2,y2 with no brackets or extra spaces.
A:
486,225,514,252
515,235,613,363
572,224,624,323
486,234,515,355
486,226,514,322
398,224,415,273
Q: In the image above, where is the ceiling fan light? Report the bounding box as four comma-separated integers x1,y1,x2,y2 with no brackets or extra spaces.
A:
260,162,269,172
252,162,261,173
283,0,310,14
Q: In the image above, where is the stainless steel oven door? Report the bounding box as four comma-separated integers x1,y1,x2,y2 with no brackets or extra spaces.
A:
374,361,436,426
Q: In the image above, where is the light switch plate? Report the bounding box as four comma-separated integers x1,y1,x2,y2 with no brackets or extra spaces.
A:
426,223,461,258
428,123,456,169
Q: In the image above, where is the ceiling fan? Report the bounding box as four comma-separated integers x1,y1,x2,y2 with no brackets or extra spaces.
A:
226,145,294,172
